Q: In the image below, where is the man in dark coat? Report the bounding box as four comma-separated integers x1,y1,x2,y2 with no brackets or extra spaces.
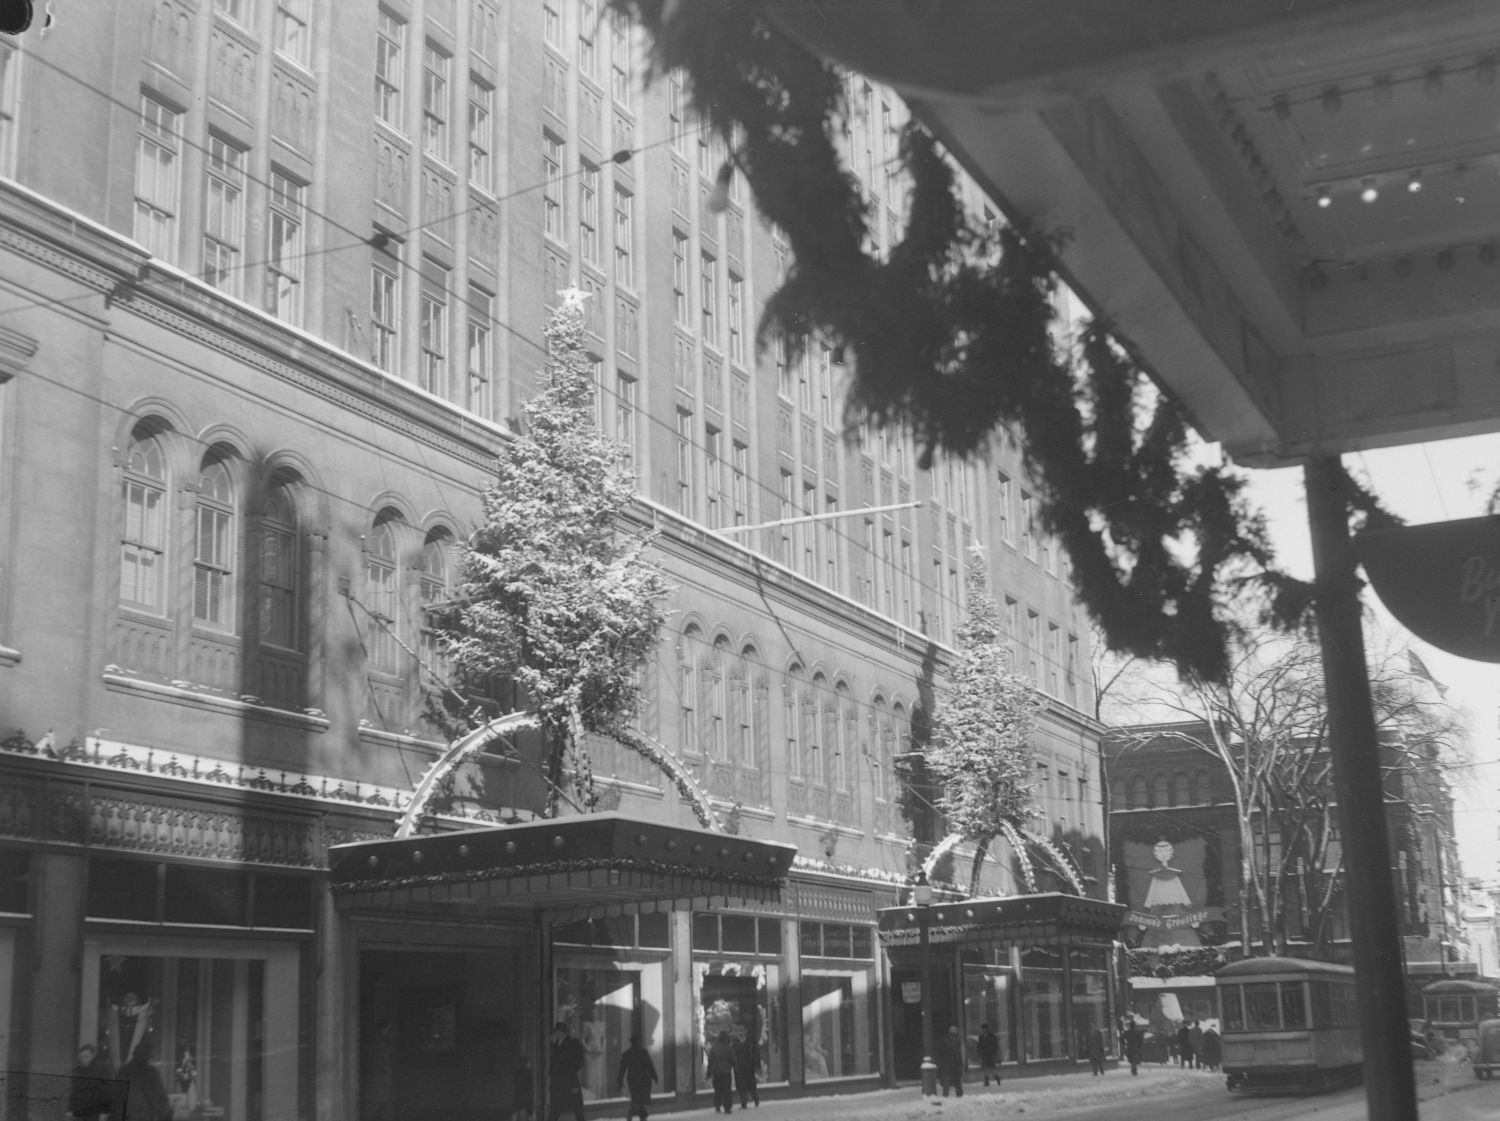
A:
614,1035,657,1121
1176,1021,1194,1068
936,1026,964,1097
1086,1025,1107,1076
975,1023,1000,1087
731,1031,760,1108
116,1041,171,1121
705,1030,735,1114
1122,1020,1145,1076
547,1022,587,1121
68,1043,116,1121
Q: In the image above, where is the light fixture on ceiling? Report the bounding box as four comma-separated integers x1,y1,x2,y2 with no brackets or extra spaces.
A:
1408,169,1424,193
1361,178,1379,204
1316,185,1333,209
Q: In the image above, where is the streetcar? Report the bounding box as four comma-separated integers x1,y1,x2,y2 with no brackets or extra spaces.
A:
1215,956,1361,1093
1421,978,1500,1059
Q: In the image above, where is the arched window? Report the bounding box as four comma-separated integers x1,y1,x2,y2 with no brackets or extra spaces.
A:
1130,775,1147,810
417,531,452,681
1172,771,1189,808
680,623,702,754
193,454,237,628
872,695,891,804
710,634,731,759
121,427,169,610
734,643,762,767
1111,777,1126,811
785,663,806,780
836,680,854,792
364,514,401,673
1151,773,1168,808
814,671,834,787
1193,769,1212,805
258,482,299,649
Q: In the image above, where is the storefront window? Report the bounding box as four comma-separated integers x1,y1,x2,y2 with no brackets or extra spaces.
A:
554,965,643,1103
1068,948,1111,1056
1020,948,1066,1060
962,966,1013,1063
798,921,877,1081
82,938,301,1121
694,960,782,1088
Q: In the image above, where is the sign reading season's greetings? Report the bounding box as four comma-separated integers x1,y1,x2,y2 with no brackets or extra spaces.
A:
1356,517,1500,663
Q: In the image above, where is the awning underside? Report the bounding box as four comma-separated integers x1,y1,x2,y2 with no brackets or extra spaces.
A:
878,892,1127,950
328,812,796,919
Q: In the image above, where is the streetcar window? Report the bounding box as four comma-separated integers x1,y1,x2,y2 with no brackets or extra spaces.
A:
1311,980,1333,1025
1221,986,1244,1031
1280,982,1307,1028
1244,982,1280,1030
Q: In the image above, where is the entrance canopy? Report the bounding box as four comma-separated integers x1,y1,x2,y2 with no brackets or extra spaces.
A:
329,812,796,919
774,0,1500,464
877,893,1127,951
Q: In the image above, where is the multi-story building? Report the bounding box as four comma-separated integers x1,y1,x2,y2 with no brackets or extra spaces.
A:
1106,722,1467,1023
0,4,1109,1117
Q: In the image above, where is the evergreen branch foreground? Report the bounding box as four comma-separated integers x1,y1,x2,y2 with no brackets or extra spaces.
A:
606,0,1413,683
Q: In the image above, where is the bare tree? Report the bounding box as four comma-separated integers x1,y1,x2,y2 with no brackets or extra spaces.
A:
1105,628,1468,955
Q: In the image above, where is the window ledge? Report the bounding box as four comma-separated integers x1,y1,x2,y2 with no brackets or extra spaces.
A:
0,644,20,668
102,670,330,732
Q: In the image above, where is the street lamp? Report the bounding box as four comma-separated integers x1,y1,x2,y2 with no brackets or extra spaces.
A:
914,870,938,1096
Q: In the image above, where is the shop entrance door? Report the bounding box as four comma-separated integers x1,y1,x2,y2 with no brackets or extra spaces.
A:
359,948,521,1121
888,962,954,1081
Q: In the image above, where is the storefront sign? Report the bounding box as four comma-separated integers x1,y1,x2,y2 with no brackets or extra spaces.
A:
902,981,922,1004
1356,518,1500,663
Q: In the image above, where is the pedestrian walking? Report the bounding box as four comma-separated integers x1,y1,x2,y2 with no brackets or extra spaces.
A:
1200,1025,1221,1073
68,1043,116,1121
1086,1025,1106,1076
547,1022,587,1121
936,1026,964,1097
513,1055,535,1121
1188,1020,1204,1070
975,1022,1000,1086
615,1035,658,1121
1176,1021,1194,1069
731,1031,760,1108
706,1030,735,1114
116,1041,172,1121
1122,1020,1144,1076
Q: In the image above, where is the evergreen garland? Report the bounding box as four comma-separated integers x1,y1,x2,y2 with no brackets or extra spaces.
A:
608,0,1374,683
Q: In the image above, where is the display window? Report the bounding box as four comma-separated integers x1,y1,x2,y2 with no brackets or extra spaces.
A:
692,912,785,1089
1019,947,1066,1060
1068,947,1112,1056
81,936,302,1121
797,921,878,1081
553,964,648,1102
962,966,1014,1063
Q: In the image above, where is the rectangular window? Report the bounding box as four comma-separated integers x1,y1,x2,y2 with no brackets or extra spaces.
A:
1021,489,1037,561
672,231,689,325
266,169,304,326
134,94,181,263
203,134,246,297
468,79,493,191
615,373,637,464
676,409,694,516
578,161,600,264
423,43,451,161
996,470,1012,544
728,274,745,365
375,10,405,128
824,494,839,588
214,0,251,24
613,185,634,288
705,425,722,528
818,343,835,426
121,475,167,611
700,251,717,346
542,131,565,239
0,41,16,176
467,284,493,418
194,501,234,625
609,9,633,106
419,271,449,395
731,441,749,525
370,263,399,372
542,0,562,47
881,530,895,615
668,70,686,152
779,471,795,567
902,541,915,625
801,483,816,578
274,0,310,67
259,520,297,648
1027,609,1041,683
577,0,598,79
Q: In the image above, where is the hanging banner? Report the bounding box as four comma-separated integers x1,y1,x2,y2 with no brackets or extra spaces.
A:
1355,517,1500,663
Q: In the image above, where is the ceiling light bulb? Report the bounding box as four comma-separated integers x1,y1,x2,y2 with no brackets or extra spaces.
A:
1361,178,1379,203
1408,170,1423,193
1316,185,1333,209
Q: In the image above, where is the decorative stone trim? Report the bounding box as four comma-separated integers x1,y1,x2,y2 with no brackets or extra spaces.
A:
103,670,331,732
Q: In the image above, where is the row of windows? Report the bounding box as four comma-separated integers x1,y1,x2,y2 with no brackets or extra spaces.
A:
213,0,314,70
133,93,308,326
1112,770,1216,810
117,421,454,712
